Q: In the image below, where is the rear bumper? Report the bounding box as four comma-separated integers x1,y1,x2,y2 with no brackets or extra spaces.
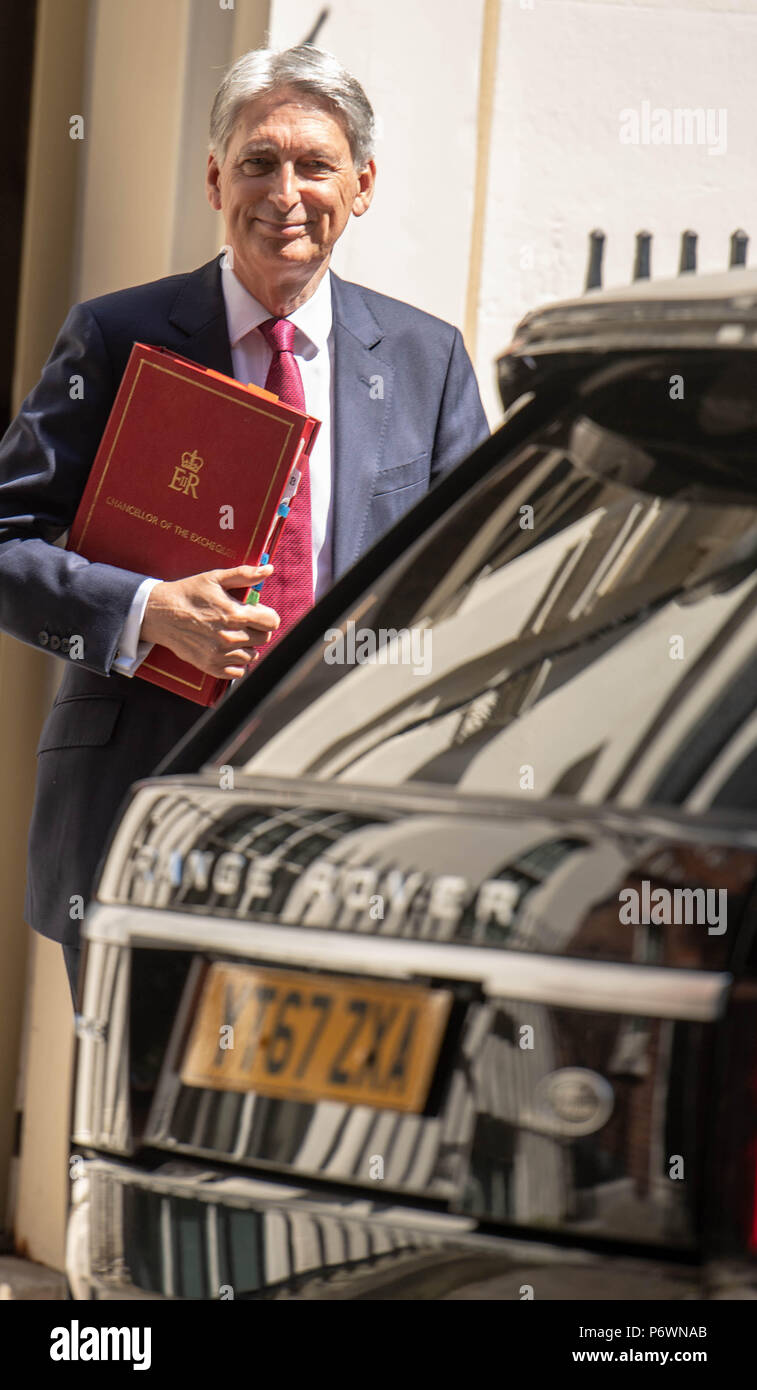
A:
66,1154,729,1301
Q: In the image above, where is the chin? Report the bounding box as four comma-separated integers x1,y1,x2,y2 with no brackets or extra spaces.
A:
268,244,320,266
248,231,299,252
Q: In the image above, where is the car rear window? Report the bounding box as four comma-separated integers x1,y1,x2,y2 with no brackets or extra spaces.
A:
218,351,757,815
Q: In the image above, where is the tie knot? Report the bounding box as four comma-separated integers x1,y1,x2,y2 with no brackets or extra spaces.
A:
259,316,296,354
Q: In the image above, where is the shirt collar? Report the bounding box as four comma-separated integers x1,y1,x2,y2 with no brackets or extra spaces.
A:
220,254,332,357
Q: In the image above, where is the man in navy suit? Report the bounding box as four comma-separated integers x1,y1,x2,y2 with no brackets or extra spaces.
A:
0,46,488,1002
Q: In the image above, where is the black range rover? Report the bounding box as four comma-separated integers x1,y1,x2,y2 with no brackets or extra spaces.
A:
67,269,757,1301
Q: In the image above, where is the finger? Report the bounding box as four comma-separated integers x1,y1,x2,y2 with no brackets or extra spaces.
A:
221,613,278,645
220,633,271,659
221,649,261,679
224,602,281,633
216,564,274,589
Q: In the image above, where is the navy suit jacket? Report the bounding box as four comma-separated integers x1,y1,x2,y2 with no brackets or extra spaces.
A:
0,255,488,944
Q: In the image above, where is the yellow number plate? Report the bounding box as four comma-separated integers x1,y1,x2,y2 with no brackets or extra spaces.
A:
180,962,453,1114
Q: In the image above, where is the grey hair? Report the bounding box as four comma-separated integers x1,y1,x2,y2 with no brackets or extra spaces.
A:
209,45,375,170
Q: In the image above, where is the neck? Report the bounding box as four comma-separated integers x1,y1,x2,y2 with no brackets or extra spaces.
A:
232,256,330,317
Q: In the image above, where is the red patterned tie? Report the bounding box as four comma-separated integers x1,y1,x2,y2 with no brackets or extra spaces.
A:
256,316,314,650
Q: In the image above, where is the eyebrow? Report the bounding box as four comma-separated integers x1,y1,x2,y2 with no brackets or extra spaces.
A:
236,142,336,160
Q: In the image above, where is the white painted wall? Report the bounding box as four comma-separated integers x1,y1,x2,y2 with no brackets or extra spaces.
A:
267,0,485,333
271,0,757,425
477,0,757,420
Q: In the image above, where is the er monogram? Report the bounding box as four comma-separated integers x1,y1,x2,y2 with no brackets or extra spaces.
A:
169,449,204,498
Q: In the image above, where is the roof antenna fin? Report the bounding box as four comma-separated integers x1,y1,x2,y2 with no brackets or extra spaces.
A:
729,229,749,268
632,230,652,281
679,230,697,274
585,229,605,291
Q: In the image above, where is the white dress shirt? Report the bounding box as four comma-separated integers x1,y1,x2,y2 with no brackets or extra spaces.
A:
112,255,334,677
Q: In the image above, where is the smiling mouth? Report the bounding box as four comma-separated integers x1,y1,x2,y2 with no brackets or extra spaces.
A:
256,220,308,235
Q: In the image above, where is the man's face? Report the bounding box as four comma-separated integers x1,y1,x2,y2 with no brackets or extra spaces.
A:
206,86,375,292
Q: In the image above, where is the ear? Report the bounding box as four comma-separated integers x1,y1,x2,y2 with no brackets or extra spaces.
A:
206,152,223,211
351,159,376,218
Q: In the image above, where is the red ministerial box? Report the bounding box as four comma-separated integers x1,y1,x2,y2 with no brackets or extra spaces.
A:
66,342,320,706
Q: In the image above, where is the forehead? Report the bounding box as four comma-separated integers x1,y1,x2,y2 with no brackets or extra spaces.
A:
229,87,351,154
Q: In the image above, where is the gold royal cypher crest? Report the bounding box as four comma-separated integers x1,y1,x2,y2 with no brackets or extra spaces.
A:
169,449,203,498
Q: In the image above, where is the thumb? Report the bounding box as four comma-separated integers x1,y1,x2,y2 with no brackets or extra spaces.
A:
216,563,273,588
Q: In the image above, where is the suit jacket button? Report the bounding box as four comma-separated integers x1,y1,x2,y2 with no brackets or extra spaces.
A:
60,638,70,653
37,631,49,647
49,634,61,651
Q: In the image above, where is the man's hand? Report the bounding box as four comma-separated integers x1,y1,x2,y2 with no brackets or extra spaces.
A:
140,564,279,679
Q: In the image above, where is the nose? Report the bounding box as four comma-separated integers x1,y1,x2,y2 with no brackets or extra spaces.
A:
269,160,299,208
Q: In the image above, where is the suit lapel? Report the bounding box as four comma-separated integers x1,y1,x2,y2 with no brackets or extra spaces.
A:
330,273,393,578
167,255,234,376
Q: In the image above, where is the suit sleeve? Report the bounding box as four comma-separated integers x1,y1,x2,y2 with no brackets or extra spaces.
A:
429,327,490,484
0,302,153,676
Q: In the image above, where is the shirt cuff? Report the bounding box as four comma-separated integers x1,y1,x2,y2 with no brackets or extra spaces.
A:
111,577,161,676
